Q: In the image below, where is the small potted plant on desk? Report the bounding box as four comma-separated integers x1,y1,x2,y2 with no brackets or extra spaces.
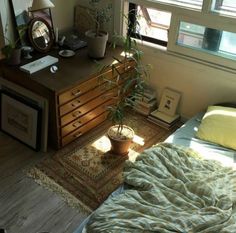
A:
1,25,27,65
100,20,150,156
85,0,112,59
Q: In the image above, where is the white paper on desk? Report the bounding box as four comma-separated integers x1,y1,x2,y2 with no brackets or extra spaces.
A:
20,55,58,74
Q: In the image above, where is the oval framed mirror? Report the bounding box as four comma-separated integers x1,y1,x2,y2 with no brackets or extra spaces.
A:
28,17,54,53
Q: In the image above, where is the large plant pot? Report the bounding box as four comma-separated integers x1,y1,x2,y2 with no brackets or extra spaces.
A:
107,125,134,155
85,30,108,59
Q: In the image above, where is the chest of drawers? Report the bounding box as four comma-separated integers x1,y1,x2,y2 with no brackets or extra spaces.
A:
0,47,134,149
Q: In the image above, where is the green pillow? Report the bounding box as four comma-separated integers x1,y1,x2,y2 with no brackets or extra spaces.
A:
196,105,236,150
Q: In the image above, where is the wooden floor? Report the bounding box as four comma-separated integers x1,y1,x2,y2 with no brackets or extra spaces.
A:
0,132,87,233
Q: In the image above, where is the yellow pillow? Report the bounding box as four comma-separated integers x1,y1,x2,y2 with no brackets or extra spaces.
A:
196,105,236,150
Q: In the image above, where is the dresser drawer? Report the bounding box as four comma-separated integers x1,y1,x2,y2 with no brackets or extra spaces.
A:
59,81,111,116
61,112,108,147
60,93,112,126
61,99,114,137
58,61,135,106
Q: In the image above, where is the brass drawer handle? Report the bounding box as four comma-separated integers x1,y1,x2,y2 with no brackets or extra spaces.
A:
72,111,81,118
72,90,81,96
74,132,82,138
71,100,81,107
72,121,81,128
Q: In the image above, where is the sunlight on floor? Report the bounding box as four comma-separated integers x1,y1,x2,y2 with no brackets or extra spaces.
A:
91,133,145,161
133,134,145,146
91,135,111,153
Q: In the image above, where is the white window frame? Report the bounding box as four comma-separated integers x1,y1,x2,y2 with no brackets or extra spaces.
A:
114,0,236,70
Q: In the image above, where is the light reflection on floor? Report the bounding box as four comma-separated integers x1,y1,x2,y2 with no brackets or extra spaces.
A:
91,133,145,162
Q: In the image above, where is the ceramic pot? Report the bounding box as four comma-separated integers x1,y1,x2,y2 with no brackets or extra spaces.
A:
85,30,108,59
107,125,134,155
7,48,22,66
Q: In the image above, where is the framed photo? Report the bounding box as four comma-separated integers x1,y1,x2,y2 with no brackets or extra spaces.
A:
0,91,42,151
158,88,181,116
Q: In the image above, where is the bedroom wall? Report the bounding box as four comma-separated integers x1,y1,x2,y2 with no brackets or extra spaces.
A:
141,45,236,120
51,0,78,31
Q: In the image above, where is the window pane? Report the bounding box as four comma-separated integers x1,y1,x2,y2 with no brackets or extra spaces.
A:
152,0,203,10
212,0,236,17
177,21,236,60
134,6,171,44
220,31,236,54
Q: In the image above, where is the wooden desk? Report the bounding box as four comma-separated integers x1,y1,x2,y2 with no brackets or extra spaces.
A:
0,47,134,149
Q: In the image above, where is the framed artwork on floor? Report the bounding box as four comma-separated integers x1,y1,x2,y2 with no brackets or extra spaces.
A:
0,90,42,151
158,88,181,116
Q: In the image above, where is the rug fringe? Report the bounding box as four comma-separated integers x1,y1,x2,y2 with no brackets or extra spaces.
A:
26,167,92,215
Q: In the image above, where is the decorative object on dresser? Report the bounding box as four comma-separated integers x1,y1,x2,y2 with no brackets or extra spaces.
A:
19,55,58,74
30,0,55,32
0,3,27,66
28,17,54,53
0,90,42,151
8,0,31,47
85,0,112,58
26,111,174,212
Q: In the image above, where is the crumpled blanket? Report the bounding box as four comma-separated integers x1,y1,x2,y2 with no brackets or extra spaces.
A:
85,143,236,233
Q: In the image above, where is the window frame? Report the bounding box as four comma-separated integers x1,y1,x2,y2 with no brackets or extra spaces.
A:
115,0,236,70
128,3,168,47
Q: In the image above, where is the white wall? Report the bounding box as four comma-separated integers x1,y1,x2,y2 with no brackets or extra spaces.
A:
141,45,236,119
51,0,78,31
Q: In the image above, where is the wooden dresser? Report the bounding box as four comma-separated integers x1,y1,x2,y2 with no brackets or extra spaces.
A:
0,47,134,149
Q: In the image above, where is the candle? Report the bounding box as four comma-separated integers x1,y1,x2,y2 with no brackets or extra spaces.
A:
55,27,58,43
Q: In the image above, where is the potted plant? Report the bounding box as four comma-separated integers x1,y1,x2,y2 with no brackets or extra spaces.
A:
1,25,27,65
100,12,150,155
85,0,112,59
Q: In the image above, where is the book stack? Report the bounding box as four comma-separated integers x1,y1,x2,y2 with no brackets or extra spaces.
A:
131,88,157,116
148,110,180,130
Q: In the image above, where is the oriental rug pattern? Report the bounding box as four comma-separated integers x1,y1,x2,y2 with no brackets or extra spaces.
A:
27,112,174,213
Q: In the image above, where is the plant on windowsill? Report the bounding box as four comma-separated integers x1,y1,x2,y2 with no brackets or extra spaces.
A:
99,11,151,155
85,0,112,59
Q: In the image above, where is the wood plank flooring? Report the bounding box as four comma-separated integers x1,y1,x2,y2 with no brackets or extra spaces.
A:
0,112,178,233
0,132,87,233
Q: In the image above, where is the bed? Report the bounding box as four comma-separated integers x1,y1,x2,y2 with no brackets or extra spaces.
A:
74,109,236,233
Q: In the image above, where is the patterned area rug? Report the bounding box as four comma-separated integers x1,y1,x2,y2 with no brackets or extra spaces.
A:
27,112,175,213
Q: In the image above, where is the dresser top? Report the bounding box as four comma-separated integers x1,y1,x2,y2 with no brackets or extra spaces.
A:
0,46,125,94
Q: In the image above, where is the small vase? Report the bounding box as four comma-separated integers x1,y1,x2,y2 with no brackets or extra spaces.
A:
7,48,22,66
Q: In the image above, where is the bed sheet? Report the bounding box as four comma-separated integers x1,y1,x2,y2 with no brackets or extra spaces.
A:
165,113,236,169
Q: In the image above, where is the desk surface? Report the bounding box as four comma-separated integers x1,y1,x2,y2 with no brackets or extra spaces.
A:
0,46,124,94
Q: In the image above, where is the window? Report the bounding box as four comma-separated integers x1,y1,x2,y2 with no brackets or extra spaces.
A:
129,3,171,46
211,0,236,17
123,0,236,69
177,21,236,60
152,0,203,10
